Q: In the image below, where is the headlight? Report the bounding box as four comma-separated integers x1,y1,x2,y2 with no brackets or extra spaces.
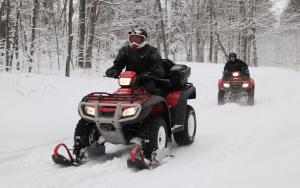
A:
119,78,132,86
223,83,230,88
85,106,95,116
232,72,240,77
122,107,138,117
242,83,249,88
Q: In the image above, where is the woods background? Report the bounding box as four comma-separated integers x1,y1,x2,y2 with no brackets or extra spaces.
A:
0,0,299,76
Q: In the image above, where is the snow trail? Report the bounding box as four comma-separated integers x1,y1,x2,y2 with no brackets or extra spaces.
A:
0,64,300,188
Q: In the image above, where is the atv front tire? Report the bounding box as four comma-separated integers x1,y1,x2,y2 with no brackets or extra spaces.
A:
143,117,168,159
247,87,255,106
173,105,197,145
74,119,102,157
218,90,225,105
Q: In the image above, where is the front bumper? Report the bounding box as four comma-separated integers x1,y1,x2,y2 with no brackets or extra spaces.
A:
78,102,142,144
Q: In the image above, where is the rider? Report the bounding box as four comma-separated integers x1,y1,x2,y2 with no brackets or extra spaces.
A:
223,52,250,79
105,28,165,94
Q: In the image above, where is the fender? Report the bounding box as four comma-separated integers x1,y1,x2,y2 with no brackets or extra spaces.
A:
171,85,196,133
123,95,172,138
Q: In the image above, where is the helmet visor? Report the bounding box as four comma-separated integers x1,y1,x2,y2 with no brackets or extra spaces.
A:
129,35,144,45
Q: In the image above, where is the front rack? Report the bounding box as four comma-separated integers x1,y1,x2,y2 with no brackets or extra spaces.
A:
82,92,150,102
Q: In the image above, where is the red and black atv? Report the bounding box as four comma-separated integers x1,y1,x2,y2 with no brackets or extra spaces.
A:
218,71,255,105
52,62,197,169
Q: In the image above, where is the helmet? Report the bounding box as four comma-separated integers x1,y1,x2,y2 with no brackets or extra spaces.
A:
128,28,147,50
229,52,237,58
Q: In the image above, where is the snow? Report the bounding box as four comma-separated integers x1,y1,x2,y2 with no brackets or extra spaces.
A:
1,63,300,188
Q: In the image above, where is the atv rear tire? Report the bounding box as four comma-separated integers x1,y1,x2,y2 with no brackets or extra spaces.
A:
143,117,168,159
218,90,225,105
173,105,197,145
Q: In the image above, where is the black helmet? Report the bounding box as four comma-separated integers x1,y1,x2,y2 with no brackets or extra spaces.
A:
128,28,147,49
229,52,237,58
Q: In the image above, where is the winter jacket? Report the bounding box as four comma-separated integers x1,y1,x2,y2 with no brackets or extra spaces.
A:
106,44,165,78
224,59,249,76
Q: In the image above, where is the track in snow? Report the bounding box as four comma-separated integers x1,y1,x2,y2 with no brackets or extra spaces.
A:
0,64,300,188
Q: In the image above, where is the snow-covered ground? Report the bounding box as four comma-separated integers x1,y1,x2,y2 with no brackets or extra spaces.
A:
0,63,300,188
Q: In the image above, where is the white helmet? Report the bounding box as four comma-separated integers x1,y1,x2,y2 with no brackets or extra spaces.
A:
128,28,147,50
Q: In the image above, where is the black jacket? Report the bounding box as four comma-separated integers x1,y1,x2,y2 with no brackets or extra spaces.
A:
224,59,249,76
107,44,165,78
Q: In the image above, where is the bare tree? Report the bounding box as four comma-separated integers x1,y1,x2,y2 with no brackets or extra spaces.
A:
29,0,39,73
78,0,86,68
13,0,21,70
208,0,213,63
5,0,11,71
66,0,74,77
239,0,248,62
85,0,98,69
156,0,168,59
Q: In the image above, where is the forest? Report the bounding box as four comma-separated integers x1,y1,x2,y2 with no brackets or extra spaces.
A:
0,0,299,76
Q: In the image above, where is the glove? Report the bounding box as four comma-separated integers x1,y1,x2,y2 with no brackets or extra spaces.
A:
137,72,153,82
105,68,120,78
222,70,230,79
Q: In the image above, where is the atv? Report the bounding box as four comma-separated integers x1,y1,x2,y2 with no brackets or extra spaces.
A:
218,71,255,105
52,62,197,169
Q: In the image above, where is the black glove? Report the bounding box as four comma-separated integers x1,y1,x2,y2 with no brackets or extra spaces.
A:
105,68,120,78
222,70,230,79
137,72,153,82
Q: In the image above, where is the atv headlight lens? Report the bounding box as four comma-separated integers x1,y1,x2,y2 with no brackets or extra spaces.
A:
232,72,240,77
223,83,230,88
122,107,138,117
242,83,249,88
85,106,95,116
119,78,131,86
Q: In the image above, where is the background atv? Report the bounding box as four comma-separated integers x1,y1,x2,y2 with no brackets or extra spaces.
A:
52,61,197,169
218,71,255,105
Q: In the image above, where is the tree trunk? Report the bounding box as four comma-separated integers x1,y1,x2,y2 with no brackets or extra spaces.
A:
195,0,203,63
239,0,248,62
66,0,74,77
250,0,258,67
209,0,213,63
85,0,98,69
14,0,22,70
212,5,229,61
214,35,218,64
5,0,11,71
156,0,168,59
50,0,61,70
29,0,39,73
185,34,193,62
78,0,86,68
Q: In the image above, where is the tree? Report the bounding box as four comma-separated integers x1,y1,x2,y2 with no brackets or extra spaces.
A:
78,0,86,68
85,0,98,69
5,0,11,71
156,0,168,59
66,0,74,77
28,0,39,73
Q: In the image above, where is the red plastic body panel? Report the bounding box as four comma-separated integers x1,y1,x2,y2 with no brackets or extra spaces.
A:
86,88,151,113
166,90,182,108
119,71,137,83
150,102,165,115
